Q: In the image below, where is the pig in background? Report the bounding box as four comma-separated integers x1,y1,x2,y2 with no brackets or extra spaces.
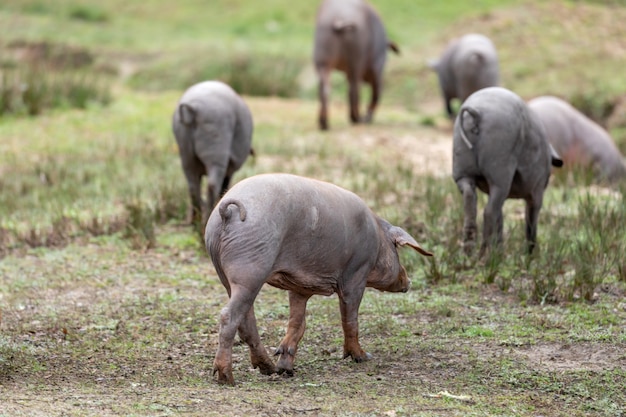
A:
429,33,499,119
206,173,433,385
528,95,626,185
172,81,253,232
453,87,562,256
314,0,399,130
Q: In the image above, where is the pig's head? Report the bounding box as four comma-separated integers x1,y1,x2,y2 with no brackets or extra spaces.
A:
367,218,433,293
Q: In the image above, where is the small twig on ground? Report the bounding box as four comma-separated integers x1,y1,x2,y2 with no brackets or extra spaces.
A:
424,390,475,404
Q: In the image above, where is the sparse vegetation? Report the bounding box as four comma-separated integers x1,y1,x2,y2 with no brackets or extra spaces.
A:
0,42,111,117
67,5,109,23
130,49,305,98
1,0,625,416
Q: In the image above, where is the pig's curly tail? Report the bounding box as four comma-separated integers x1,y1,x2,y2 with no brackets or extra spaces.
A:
458,107,481,150
218,199,247,222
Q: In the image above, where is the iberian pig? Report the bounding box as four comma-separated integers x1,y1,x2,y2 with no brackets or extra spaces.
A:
429,34,499,118
314,0,399,130
528,95,626,184
453,87,563,256
206,173,433,385
172,81,253,231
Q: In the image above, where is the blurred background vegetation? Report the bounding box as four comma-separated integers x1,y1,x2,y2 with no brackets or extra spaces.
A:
2,0,626,129
1,0,626,302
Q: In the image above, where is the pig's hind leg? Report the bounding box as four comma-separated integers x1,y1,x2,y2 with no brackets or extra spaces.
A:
524,191,544,254
275,290,311,376
317,67,331,130
213,278,269,384
363,69,380,123
238,303,278,376
480,170,514,257
456,177,478,256
181,158,204,228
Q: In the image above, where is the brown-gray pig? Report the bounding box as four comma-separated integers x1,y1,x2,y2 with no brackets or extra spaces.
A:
453,87,562,256
528,95,626,184
172,81,253,230
314,0,399,130
205,173,433,385
429,33,499,118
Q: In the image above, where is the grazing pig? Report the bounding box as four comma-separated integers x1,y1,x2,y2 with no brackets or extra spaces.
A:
429,34,499,118
453,87,563,256
528,95,626,184
206,173,433,385
314,0,399,130
172,81,253,230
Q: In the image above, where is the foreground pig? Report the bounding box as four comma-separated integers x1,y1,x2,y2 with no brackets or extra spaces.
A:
172,81,253,231
528,95,626,184
314,0,399,130
206,173,433,385
429,34,499,118
453,87,562,255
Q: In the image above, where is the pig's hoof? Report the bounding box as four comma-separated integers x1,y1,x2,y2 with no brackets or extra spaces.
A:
354,352,373,363
253,361,278,376
276,354,295,376
344,350,373,363
215,371,235,386
213,365,235,385
463,241,475,256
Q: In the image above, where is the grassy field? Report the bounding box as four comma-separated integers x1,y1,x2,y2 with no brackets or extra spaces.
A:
1,1,626,416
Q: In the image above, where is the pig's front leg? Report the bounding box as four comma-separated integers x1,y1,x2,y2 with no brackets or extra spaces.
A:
338,283,371,362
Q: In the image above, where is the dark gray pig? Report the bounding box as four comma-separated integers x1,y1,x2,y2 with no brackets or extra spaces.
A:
429,33,499,118
206,173,432,385
314,0,399,130
528,95,626,184
453,87,562,255
172,81,253,229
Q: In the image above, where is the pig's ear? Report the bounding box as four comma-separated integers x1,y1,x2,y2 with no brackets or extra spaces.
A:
387,41,400,54
390,226,433,257
179,103,196,126
549,144,563,167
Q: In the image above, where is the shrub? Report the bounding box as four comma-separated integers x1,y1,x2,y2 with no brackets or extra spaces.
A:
0,41,110,117
0,65,111,117
130,48,305,98
68,6,109,23
124,199,156,251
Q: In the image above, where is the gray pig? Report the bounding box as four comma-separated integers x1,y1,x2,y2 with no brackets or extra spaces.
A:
528,95,626,184
172,81,253,230
453,87,562,256
429,33,499,118
314,0,399,130
206,173,432,385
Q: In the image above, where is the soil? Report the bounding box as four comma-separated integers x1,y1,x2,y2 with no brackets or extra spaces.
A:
1,221,624,416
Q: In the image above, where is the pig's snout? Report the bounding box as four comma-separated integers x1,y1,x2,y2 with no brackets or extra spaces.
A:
391,266,411,293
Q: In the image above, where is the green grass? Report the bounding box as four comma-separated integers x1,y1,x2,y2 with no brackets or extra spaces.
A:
1,0,626,416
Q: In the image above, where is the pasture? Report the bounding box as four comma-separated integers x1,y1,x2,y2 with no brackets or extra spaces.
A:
1,0,625,416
